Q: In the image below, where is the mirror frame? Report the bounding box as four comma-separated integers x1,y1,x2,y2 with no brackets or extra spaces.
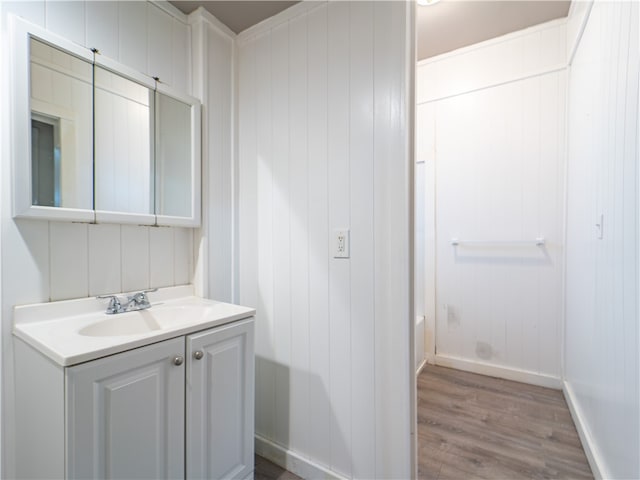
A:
10,15,95,222
10,15,202,227
154,83,201,228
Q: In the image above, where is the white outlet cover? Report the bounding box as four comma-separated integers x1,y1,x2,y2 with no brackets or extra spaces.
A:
333,229,350,258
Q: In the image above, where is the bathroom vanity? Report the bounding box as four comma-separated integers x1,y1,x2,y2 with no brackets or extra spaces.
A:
13,286,255,479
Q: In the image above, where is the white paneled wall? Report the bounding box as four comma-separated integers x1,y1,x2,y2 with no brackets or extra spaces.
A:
189,9,235,302
0,2,194,477
417,20,567,386
564,2,639,478
237,2,413,477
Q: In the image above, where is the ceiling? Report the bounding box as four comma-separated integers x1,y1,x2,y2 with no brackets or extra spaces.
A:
169,0,571,58
169,1,299,33
418,0,571,60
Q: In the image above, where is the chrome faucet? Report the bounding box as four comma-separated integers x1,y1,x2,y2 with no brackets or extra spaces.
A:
97,288,158,315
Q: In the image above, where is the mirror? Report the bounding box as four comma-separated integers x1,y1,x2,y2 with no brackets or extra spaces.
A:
30,38,93,210
154,88,200,226
11,16,201,226
94,63,155,224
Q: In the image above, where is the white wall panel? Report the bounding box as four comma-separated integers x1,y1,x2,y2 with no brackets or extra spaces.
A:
564,2,639,478
305,4,331,467
326,2,352,475
147,3,173,84
348,2,375,477
49,222,89,301
45,0,85,46
171,18,189,93
88,224,121,296
417,22,567,382
237,1,413,477
121,225,150,292
194,17,234,303
85,1,118,60
287,12,310,460
118,1,147,74
417,20,566,105
149,226,174,288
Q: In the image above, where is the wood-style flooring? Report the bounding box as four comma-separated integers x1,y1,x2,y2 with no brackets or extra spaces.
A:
254,455,302,480
418,365,593,480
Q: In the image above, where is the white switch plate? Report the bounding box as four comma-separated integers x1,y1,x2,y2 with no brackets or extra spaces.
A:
333,229,350,258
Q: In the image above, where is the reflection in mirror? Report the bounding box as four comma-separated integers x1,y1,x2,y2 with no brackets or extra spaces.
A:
155,92,192,218
30,38,93,209
94,66,153,215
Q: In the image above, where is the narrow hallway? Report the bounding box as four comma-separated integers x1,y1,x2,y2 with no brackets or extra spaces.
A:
418,366,592,479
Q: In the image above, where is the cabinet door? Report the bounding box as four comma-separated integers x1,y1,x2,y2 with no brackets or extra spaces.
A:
186,318,255,479
66,337,185,479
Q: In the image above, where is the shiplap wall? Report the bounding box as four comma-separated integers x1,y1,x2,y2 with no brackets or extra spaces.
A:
416,20,567,386
564,2,639,478
237,2,413,477
189,9,235,303
0,2,194,476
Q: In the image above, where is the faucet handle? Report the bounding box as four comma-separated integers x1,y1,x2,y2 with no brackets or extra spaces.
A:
96,295,122,314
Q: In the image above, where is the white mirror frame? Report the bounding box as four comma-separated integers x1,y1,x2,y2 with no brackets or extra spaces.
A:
154,83,201,228
10,15,202,228
10,15,95,222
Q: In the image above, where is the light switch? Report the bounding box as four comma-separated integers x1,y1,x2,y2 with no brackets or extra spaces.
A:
333,229,350,258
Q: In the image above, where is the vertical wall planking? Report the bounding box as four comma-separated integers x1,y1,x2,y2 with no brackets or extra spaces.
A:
45,0,85,46
305,3,331,468
564,2,639,478
147,3,174,84
117,1,147,74
417,20,567,384
238,1,413,476
85,1,118,60
373,2,413,477
288,12,311,459
348,1,376,477
254,29,277,441
326,2,352,476
270,19,293,449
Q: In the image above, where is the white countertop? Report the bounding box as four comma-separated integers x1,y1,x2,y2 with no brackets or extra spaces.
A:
13,286,255,367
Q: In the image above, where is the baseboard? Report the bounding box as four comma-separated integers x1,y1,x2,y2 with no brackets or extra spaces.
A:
434,354,563,389
562,381,604,479
255,434,348,480
416,357,428,375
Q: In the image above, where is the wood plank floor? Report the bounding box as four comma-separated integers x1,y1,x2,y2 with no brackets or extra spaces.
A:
254,455,302,480
418,365,593,480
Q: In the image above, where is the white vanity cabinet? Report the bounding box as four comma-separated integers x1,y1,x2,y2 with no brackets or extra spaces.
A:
14,317,254,480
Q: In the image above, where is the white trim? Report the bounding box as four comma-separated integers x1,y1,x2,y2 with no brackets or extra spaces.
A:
255,434,348,480
562,381,604,479
417,65,567,106
188,7,236,41
236,1,324,46
566,0,594,66
434,354,563,389
416,357,427,376
417,17,568,67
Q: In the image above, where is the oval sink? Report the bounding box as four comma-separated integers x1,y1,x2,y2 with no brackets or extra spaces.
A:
78,311,163,336
78,305,215,337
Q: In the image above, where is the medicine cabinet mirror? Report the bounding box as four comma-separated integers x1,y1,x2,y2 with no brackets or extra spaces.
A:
10,16,201,227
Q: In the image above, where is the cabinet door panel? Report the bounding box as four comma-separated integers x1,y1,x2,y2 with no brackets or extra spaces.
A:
66,337,185,479
186,318,255,479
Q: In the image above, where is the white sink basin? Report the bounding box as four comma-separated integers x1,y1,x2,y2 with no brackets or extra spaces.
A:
78,305,214,337
13,286,256,366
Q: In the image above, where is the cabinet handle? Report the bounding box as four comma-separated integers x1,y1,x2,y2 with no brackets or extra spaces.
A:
193,350,204,360
172,355,184,366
